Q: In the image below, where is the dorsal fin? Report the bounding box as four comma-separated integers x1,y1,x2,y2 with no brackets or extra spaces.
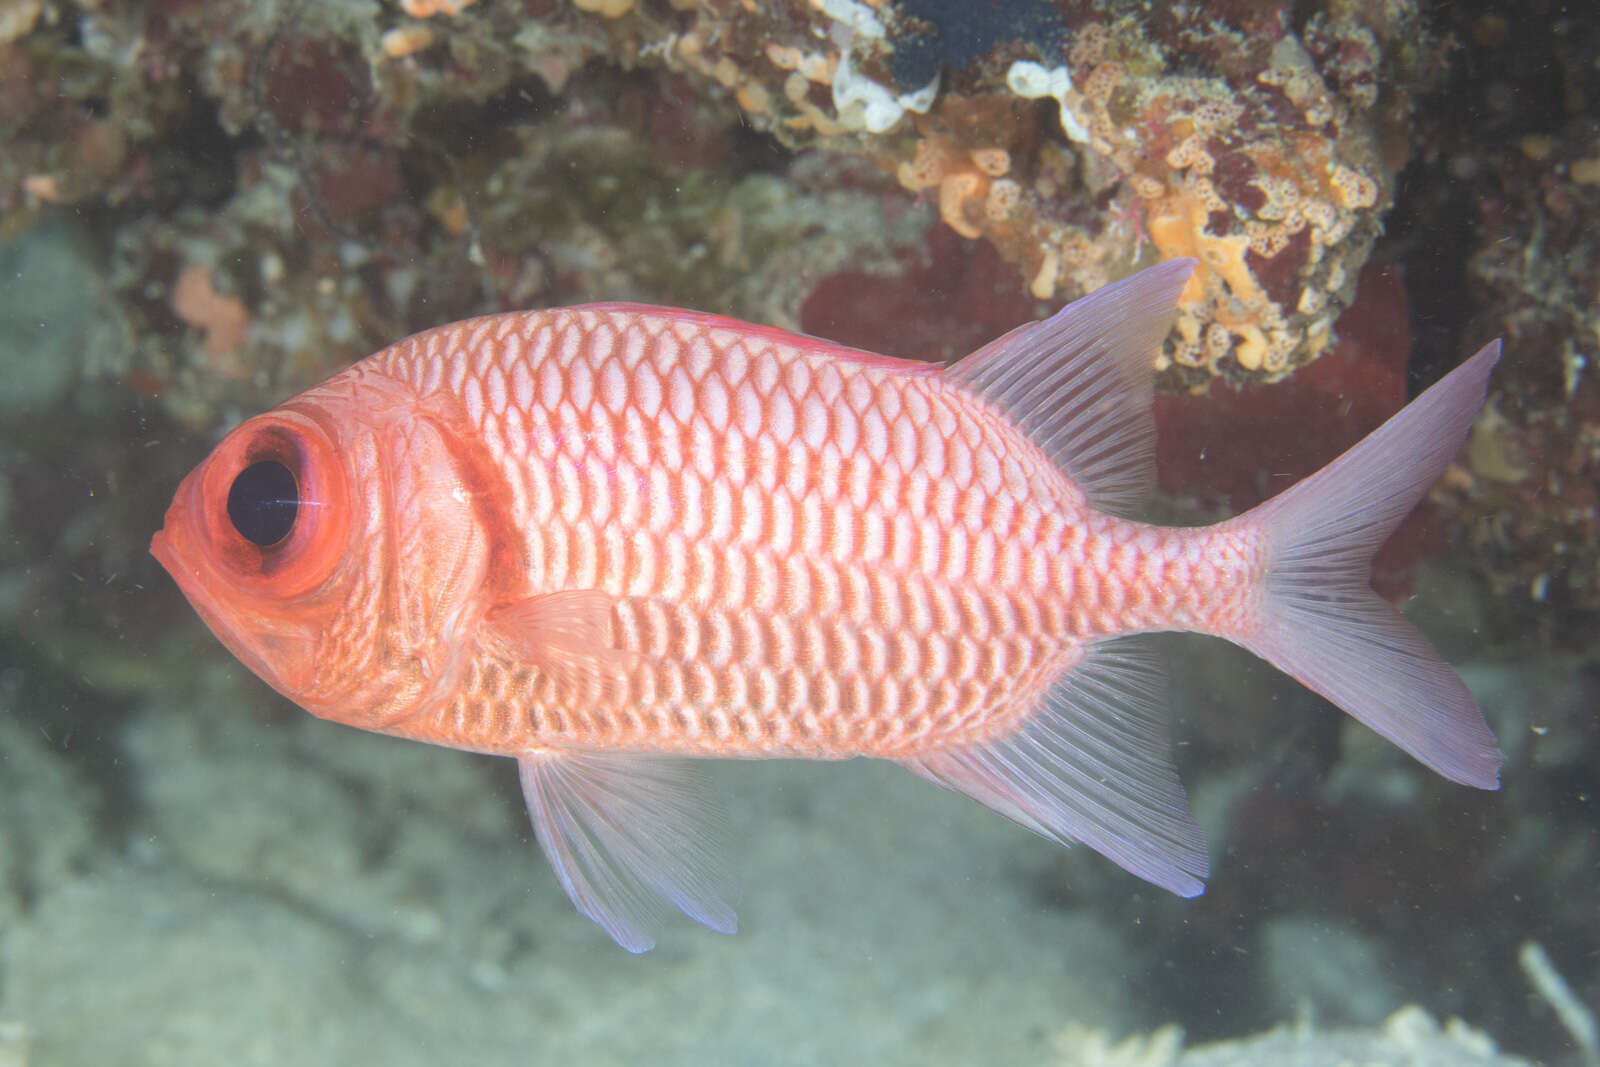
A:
946,259,1195,516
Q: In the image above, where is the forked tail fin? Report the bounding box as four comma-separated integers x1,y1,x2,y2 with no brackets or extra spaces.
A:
1230,341,1504,788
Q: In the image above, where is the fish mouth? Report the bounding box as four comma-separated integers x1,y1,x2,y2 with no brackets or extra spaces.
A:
150,516,306,699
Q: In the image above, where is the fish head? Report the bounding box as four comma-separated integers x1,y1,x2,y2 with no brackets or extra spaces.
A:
153,373,500,734
151,398,382,714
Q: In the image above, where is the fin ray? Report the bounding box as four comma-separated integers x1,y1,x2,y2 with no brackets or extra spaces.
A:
946,259,1195,515
490,589,634,694
517,751,738,953
900,636,1208,896
1230,342,1505,788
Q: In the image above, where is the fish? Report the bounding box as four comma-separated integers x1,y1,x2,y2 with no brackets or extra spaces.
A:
150,259,1504,952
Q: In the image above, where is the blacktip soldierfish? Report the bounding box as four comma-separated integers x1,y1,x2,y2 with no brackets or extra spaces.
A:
151,259,1503,951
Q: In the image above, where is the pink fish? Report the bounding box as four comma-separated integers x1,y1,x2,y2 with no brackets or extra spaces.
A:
150,260,1502,951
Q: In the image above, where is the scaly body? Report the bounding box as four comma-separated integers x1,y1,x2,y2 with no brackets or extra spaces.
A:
354,306,1256,759
153,260,1503,951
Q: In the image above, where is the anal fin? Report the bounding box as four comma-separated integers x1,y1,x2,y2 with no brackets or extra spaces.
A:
899,636,1209,896
517,750,738,953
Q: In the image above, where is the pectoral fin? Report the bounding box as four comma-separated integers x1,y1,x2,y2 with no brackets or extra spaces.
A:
517,750,738,953
489,589,635,694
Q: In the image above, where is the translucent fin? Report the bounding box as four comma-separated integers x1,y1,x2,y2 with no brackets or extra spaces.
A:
947,259,1195,516
1231,341,1504,789
490,589,634,693
517,751,738,953
900,636,1208,896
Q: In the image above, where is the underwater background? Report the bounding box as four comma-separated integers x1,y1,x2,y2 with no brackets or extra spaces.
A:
1,1,1596,1064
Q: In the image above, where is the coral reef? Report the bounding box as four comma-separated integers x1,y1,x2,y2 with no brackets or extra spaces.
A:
0,0,1430,430
550,0,1411,385
1401,8,1600,628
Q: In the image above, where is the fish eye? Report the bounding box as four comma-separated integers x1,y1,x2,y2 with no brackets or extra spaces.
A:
227,460,299,547
193,410,349,597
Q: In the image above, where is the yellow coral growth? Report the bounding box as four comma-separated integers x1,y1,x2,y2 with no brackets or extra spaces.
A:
1165,134,1213,174
573,0,635,17
380,25,436,58
894,134,1069,293
1068,23,1109,68
0,0,43,44
970,147,1010,177
1146,193,1264,310
1573,157,1600,185
736,84,771,114
1030,245,1060,300
902,137,985,238
1080,62,1124,105
764,43,802,70
938,172,985,239
1327,163,1377,209
896,139,943,191
1232,324,1268,370
1191,97,1243,130
400,0,478,16
985,178,1022,221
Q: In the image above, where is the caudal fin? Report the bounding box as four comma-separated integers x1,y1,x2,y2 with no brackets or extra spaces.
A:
1231,341,1504,789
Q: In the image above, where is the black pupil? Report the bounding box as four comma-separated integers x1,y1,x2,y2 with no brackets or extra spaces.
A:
227,461,300,546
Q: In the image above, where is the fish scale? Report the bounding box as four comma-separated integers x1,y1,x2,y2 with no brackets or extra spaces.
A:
153,259,1505,951
374,305,1169,760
